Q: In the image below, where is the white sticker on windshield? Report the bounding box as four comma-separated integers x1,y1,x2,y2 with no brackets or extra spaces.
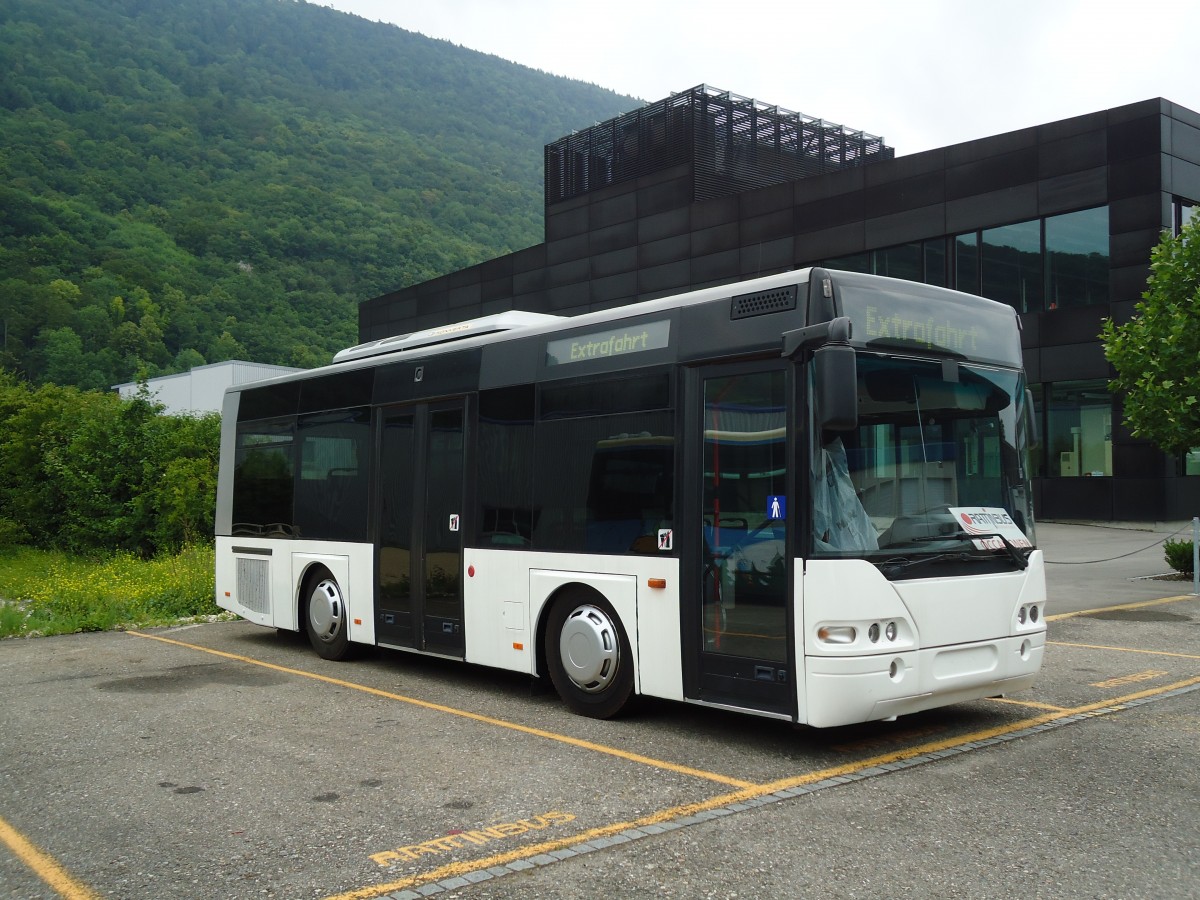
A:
949,507,1032,550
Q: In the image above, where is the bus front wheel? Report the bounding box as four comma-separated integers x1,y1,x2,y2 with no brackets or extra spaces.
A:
303,569,353,661
545,593,633,719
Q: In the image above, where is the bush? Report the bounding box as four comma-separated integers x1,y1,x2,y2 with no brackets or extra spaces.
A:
1163,539,1195,576
0,372,219,556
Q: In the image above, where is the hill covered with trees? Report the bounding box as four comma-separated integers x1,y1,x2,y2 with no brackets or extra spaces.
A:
0,0,638,388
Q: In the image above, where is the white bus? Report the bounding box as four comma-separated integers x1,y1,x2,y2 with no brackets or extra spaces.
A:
215,268,1045,727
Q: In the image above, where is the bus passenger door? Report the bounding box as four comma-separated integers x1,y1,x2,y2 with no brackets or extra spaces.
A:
376,401,466,656
684,364,794,717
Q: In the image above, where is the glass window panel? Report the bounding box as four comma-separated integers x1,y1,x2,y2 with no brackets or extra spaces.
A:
540,373,670,419
812,356,1035,552
1046,381,1111,478
293,408,371,541
1176,199,1197,235
478,386,535,547
1184,449,1200,476
955,233,979,295
379,410,415,635
703,371,787,661
533,410,674,554
982,220,1043,312
232,419,295,534
1028,384,1044,479
873,243,922,282
823,252,871,274
423,407,464,639
1045,207,1109,310
923,238,946,287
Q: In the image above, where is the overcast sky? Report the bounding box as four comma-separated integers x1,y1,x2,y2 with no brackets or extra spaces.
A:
317,0,1200,156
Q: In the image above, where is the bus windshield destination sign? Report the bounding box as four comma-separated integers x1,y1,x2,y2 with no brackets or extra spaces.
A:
835,273,1022,366
545,320,670,366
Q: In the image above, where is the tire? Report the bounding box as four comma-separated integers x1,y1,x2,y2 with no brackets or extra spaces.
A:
302,569,354,661
545,593,634,719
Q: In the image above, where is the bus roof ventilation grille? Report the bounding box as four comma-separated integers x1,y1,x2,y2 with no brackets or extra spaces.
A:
730,285,797,320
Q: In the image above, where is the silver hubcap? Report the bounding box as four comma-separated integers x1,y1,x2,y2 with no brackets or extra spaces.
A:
308,579,344,643
558,605,620,693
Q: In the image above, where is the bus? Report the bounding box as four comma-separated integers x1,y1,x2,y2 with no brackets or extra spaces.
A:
214,268,1046,728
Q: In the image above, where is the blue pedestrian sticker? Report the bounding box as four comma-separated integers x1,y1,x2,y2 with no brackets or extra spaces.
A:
767,496,786,520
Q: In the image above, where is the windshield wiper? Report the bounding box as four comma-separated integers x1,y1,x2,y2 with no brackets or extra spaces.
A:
877,552,972,578
913,532,1029,570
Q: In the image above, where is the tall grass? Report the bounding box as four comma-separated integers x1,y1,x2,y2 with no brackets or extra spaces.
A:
0,544,223,638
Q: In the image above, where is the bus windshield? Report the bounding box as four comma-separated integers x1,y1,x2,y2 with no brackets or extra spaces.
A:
810,353,1034,560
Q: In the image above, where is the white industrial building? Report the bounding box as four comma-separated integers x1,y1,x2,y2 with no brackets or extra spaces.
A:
114,360,303,415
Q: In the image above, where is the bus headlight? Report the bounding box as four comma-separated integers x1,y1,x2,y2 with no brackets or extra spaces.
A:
1017,603,1042,627
885,621,897,642
868,623,880,643
817,625,857,645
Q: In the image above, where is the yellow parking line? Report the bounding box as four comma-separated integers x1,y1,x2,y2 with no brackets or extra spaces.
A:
985,696,1070,712
1048,639,1200,661
0,814,98,900
126,631,754,789
324,674,1200,900
1046,594,1194,621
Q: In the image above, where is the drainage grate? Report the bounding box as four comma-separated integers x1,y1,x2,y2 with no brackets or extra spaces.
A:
730,285,797,320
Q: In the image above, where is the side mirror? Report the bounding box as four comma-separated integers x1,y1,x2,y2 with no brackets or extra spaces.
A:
814,343,858,432
1024,388,1040,446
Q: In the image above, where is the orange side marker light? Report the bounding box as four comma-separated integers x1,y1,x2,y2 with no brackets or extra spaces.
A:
647,578,667,589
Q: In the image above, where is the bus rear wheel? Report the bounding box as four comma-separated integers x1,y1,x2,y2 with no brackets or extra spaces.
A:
545,594,633,719
303,569,353,661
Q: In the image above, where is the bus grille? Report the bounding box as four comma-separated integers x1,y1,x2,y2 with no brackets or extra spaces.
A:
730,285,797,319
236,557,271,614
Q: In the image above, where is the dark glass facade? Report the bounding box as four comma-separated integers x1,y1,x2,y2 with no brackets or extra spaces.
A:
360,97,1200,522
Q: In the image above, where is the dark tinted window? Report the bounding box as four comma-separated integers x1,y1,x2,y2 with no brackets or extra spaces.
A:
293,408,371,541
874,243,921,282
299,368,375,414
232,419,295,535
955,233,979,295
982,220,1043,312
823,252,871,274
237,382,299,421
540,373,670,419
1045,207,1108,309
533,410,674,554
923,238,947,287
478,386,535,547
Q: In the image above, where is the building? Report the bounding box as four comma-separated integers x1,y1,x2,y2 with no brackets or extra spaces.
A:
358,86,1200,522
114,360,304,415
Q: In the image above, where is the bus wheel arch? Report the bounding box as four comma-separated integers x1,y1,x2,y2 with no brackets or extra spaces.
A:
299,564,354,661
542,586,634,719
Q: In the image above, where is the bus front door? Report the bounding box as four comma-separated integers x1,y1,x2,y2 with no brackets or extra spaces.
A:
376,401,466,656
688,364,794,717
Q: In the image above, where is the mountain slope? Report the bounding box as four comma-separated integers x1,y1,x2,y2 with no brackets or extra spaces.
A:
0,0,639,387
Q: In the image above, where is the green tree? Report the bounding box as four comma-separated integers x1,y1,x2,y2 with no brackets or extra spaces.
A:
1101,220,1200,456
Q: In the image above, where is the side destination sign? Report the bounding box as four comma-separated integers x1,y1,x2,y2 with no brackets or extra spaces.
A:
546,320,670,366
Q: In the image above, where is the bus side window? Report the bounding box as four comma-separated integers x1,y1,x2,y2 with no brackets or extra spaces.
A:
478,385,535,548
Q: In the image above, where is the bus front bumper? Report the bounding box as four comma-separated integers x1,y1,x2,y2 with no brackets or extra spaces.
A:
802,632,1046,729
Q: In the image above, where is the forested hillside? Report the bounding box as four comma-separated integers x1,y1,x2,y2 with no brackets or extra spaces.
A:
0,0,638,388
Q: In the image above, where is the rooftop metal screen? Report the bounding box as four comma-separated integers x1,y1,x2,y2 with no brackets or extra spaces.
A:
545,85,894,206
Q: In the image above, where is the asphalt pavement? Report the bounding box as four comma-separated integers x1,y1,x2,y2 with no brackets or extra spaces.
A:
442,521,1200,900
1,521,1196,900
1038,519,1197,613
